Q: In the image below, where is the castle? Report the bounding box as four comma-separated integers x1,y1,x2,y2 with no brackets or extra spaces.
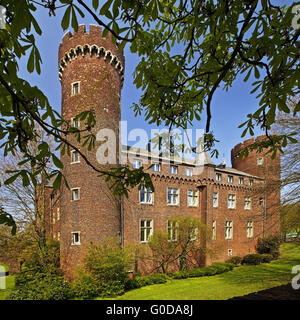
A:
44,25,281,278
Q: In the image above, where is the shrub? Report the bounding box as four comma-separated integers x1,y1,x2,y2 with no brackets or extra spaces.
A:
8,267,73,300
211,262,234,273
226,256,242,266
124,273,168,291
242,254,263,265
260,253,273,263
256,236,281,259
72,272,101,300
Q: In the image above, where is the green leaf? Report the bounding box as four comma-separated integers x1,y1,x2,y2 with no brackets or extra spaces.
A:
27,48,35,73
4,173,20,185
92,0,99,11
61,5,72,30
52,154,64,169
53,173,62,190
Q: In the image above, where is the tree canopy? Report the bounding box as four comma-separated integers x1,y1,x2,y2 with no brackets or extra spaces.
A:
0,0,299,233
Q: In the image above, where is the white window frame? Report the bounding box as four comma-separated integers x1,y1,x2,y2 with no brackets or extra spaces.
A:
225,221,233,239
213,192,219,208
71,117,80,129
71,81,80,96
189,227,198,241
212,220,216,240
239,177,244,185
257,157,264,165
228,249,233,256
228,194,236,209
216,173,221,181
228,175,233,183
57,207,60,221
244,196,251,210
71,188,80,201
71,150,80,164
187,190,199,207
259,198,264,207
167,220,178,241
186,168,193,177
152,163,161,172
249,179,253,186
140,219,153,243
247,221,254,238
170,165,178,174
167,188,180,205
139,186,153,204
133,159,142,169
71,232,81,245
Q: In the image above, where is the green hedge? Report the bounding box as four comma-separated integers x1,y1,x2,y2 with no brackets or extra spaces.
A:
124,273,168,291
169,262,235,280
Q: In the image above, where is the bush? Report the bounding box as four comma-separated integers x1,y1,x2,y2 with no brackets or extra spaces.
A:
125,273,168,290
256,236,280,259
242,254,263,265
226,256,242,266
8,266,73,300
260,253,273,263
72,272,101,300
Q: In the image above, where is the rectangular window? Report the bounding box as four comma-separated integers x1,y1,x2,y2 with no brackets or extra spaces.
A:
257,157,263,165
57,231,61,241
247,221,254,238
170,165,178,174
139,186,153,204
57,208,60,221
212,220,216,240
140,220,153,243
72,188,80,201
71,150,80,163
167,188,179,205
189,227,198,241
187,190,199,207
228,194,236,209
244,196,251,210
71,117,80,128
259,198,264,206
228,249,233,256
216,173,221,181
133,160,142,169
213,192,219,208
71,232,80,245
239,177,244,185
228,175,233,183
167,220,178,241
72,82,80,95
249,179,253,186
152,163,160,172
225,221,233,239
186,168,193,177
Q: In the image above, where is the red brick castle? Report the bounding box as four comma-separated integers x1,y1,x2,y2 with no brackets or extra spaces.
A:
46,25,281,278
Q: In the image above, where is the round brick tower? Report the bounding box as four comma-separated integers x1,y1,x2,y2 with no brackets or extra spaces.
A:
58,25,125,278
231,135,281,237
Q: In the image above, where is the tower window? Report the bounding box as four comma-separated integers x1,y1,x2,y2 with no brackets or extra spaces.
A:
186,168,193,177
257,157,263,165
228,175,233,183
212,220,216,240
71,188,80,201
71,117,80,128
71,232,81,245
216,173,221,181
71,150,80,163
239,177,244,185
244,196,251,210
259,198,264,206
71,82,80,95
249,179,253,186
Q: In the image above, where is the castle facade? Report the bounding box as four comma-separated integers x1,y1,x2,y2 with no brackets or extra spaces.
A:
45,25,281,278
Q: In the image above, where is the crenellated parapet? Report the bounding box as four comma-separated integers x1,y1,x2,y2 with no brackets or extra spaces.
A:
58,24,125,86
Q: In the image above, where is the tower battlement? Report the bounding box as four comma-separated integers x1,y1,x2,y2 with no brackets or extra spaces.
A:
58,24,125,85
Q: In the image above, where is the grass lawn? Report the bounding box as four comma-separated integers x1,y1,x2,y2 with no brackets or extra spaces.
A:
100,242,300,300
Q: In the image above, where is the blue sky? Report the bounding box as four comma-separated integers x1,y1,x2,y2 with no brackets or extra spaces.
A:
17,0,294,166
